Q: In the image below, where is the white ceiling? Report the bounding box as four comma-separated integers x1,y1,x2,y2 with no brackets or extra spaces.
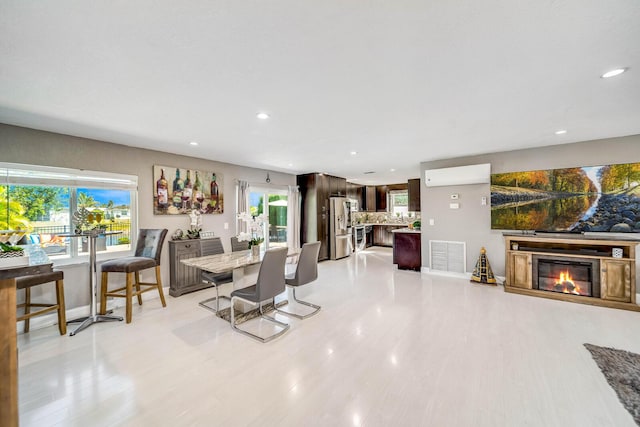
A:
1,1,639,185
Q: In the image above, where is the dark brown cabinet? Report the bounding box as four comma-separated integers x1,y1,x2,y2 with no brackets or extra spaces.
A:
298,173,341,261
393,232,421,271
408,178,421,212
329,175,347,197
376,186,388,212
364,186,376,211
372,225,405,247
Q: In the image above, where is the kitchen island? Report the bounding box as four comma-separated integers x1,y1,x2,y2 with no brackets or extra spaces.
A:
392,228,422,271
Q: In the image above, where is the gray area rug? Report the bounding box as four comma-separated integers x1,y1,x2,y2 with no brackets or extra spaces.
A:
215,300,288,324
584,343,640,425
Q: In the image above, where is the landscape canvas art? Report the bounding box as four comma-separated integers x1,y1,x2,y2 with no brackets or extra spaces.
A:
491,162,640,232
153,165,224,215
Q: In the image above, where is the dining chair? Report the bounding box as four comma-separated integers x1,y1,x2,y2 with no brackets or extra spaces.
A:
16,270,67,335
99,229,168,323
231,236,248,252
275,241,321,319
198,237,233,312
229,247,289,343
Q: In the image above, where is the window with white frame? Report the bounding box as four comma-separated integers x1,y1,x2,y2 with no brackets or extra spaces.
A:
389,190,408,217
0,163,138,262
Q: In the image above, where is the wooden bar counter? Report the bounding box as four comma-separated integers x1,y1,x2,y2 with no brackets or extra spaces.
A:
1,263,53,427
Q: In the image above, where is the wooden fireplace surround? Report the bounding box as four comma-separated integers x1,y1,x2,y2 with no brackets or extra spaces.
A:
503,233,639,312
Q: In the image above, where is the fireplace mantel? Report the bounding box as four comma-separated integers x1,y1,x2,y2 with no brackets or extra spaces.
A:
503,233,639,311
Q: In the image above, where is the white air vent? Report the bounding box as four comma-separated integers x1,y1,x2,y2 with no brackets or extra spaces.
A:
429,240,466,273
424,163,490,187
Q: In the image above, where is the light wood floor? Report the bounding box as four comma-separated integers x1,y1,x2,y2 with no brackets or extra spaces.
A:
17,247,640,426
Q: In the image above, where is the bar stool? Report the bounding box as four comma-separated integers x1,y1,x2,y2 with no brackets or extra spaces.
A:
16,270,67,335
99,229,168,323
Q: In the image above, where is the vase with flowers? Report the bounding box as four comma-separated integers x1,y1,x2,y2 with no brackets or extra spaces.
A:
237,212,267,256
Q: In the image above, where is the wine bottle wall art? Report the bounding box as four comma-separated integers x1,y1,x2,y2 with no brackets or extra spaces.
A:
153,165,224,215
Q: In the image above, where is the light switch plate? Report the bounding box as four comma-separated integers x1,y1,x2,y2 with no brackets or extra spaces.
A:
481,196,487,205
429,218,435,226
449,203,460,209
224,222,229,230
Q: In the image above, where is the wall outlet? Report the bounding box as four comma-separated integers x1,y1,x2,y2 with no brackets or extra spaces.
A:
224,222,229,230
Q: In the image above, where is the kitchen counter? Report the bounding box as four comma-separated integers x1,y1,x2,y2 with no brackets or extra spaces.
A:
355,223,413,227
391,228,422,234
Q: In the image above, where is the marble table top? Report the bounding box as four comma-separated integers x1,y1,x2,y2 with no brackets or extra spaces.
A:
181,248,299,274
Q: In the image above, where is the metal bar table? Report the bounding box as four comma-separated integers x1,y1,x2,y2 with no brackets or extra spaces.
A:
58,231,123,335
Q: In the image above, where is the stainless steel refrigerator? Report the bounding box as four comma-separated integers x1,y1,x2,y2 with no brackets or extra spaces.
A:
330,197,352,260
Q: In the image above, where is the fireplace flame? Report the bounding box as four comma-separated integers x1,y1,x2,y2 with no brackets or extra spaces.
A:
554,270,581,295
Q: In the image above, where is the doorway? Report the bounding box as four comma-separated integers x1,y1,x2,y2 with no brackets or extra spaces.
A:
248,189,288,250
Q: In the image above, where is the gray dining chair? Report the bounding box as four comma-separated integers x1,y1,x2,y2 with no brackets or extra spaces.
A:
275,241,321,319
99,229,168,323
198,237,233,313
231,236,248,252
230,247,289,343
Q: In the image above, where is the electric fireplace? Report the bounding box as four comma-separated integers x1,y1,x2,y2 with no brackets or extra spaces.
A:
532,255,600,298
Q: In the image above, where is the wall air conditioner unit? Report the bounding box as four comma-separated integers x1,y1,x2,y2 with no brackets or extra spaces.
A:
424,163,491,187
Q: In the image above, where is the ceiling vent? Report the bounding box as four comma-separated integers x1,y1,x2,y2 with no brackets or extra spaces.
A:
363,171,376,174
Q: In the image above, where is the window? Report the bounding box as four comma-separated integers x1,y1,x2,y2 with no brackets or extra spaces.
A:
0,163,138,263
389,190,408,217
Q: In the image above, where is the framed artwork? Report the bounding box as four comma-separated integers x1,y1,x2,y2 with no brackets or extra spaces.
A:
153,165,224,215
491,161,640,232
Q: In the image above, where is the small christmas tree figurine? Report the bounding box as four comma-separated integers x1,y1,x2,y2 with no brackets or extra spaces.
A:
471,247,497,285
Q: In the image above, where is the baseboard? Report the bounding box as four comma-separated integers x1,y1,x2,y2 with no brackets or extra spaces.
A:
17,286,169,334
420,267,506,286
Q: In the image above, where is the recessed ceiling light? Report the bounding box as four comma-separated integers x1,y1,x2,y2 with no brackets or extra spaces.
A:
555,130,567,135
189,141,199,146
350,151,357,156
288,163,293,167
390,168,396,172
601,68,628,78
256,112,270,120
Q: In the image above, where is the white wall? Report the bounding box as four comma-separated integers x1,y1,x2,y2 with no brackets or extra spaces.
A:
419,134,640,276
0,123,296,311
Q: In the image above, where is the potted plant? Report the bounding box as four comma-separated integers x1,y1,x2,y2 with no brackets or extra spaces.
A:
237,212,267,256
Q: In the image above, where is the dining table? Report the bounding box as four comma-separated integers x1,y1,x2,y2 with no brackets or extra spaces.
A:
181,248,299,313
57,231,123,335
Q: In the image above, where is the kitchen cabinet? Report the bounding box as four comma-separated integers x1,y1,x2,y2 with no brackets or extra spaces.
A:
347,182,359,200
372,225,405,247
393,231,421,271
363,186,376,211
408,178,421,212
376,186,388,212
329,175,347,197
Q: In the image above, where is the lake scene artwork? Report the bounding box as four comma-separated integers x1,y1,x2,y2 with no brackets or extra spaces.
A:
491,162,640,232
